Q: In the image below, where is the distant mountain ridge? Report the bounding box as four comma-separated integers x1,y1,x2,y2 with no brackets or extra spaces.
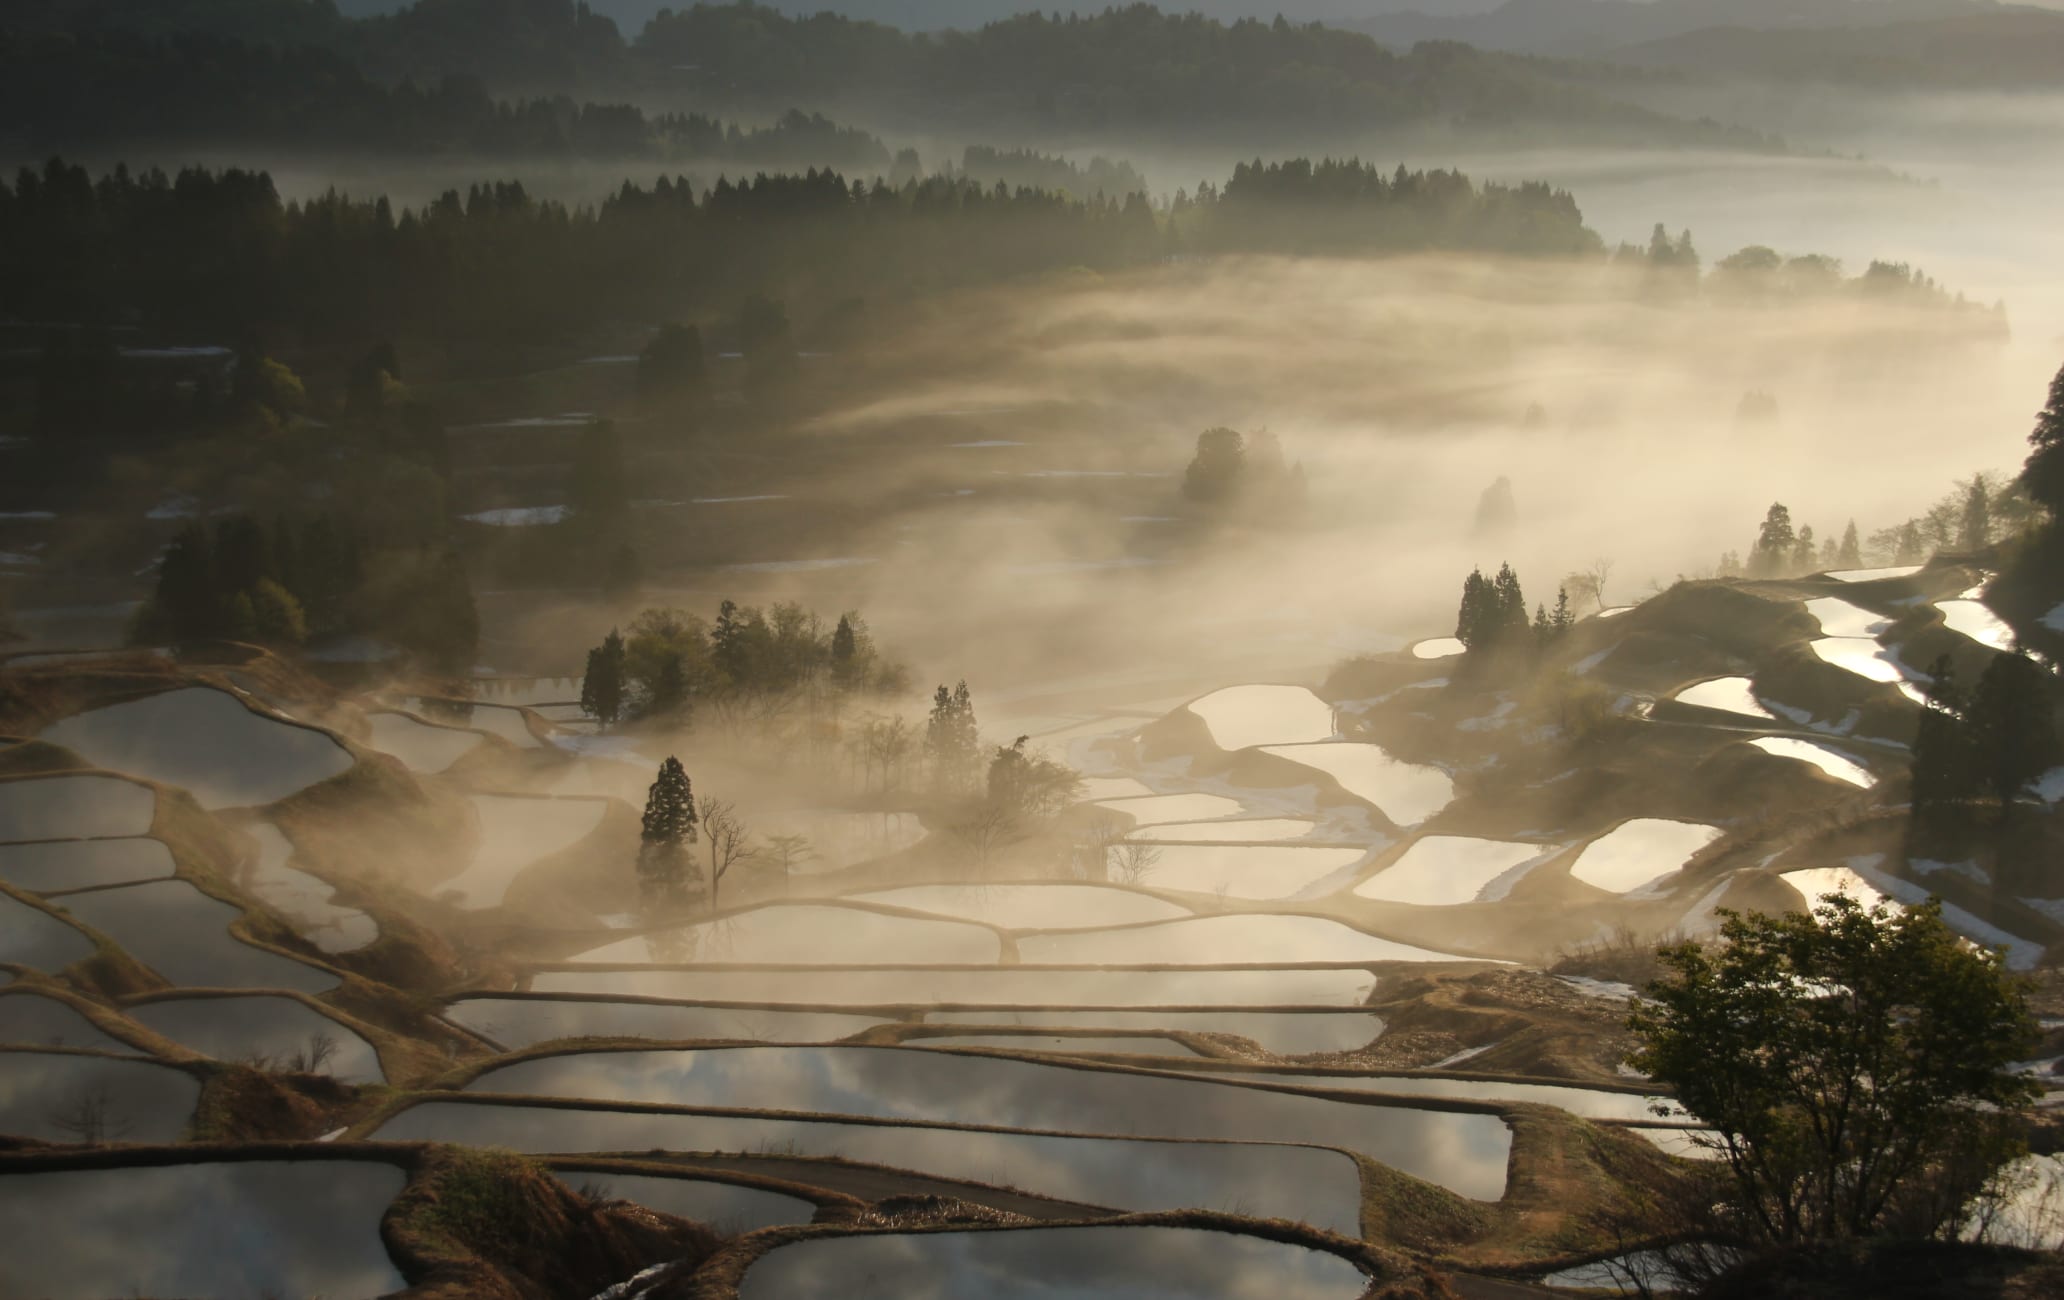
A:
1340,0,2049,56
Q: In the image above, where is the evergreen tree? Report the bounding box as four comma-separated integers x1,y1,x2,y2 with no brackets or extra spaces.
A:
1491,562,1528,642
2020,359,2064,516
1791,523,1818,574
1182,427,1246,504
1551,587,1574,638
1837,520,1863,568
926,679,980,793
1531,601,1550,646
248,579,307,646
647,653,689,724
830,614,858,687
1894,521,1926,565
1455,568,1491,649
581,628,627,729
637,756,698,906
1909,655,1973,856
1959,479,1992,552
1966,653,2061,821
1749,503,1796,577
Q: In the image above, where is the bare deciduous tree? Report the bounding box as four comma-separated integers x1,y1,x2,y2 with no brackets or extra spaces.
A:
760,833,816,893
1110,841,1162,886
48,1082,131,1145
697,794,756,913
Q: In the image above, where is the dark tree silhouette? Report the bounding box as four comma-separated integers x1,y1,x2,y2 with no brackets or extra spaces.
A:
638,756,697,907
581,628,627,730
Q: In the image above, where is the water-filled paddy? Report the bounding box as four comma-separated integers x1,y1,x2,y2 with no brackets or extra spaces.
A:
1412,637,1465,659
1186,685,1335,751
1805,597,1891,639
0,1051,199,1141
1748,738,1876,788
1132,818,1319,843
1259,744,1454,826
571,904,1005,965
1017,914,1473,966
848,884,1189,930
1076,777,1155,801
464,1045,1511,1199
1670,677,1774,720
237,824,378,953
1780,867,1892,911
58,880,338,991
0,892,96,971
1222,1070,1667,1121
0,1160,406,1298
363,710,485,773
0,837,174,893
1353,837,1549,907
408,698,541,748
1566,820,1724,895
533,966,1380,1007
0,993,132,1051
129,995,384,1082
922,1009,1383,1056
764,810,927,873
1135,844,1366,900
0,774,154,841
1810,638,1932,704
440,794,609,910
555,1171,816,1232
379,1099,1369,1229
1095,793,1246,825
37,688,353,809
735,1225,1371,1299
1939,599,2015,650
1829,566,1921,583
445,996,890,1048
919,1032,1205,1057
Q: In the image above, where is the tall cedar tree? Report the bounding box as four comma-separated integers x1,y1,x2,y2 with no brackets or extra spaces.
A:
1966,653,2061,819
638,756,697,903
2020,359,2064,515
581,629,627,729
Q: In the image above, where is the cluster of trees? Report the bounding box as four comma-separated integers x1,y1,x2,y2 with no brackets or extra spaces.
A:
1606,225,2002,324
1185,159,1599,258
578,602,904,730
132,515,479,669
632,754,811,920
1180,427,1307,512
923,681,982,795
957,147,1149,202
1909,652,2060,877
1722,476,2036,579
1455,563,1574,658
0,160,1166,344
0,27,893,166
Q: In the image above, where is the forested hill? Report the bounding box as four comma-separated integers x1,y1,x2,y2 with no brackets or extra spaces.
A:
0,157,1596,343
0,31,890,166
0,1,1779,153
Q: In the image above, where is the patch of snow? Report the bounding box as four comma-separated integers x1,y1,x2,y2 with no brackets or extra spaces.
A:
1847,856,2046,969
720,557,876,573
462,506,569,527
1782,867,1893,912
2043,602,2064,634
1913,857,1990,887
317,1127,347,1142
1571,646,1615,676
1558,975,1638,1001
1427,1044,1493,1069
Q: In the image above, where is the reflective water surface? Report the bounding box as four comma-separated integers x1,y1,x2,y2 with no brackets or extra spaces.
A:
378,1100,1368,1230
130,995,384,1082
531,966,1381,1007
445,996,891,1048
1185,685,1336,751
463,1045,1510,1199
58,880,338,991
0,1159,406,1298
570,903,1005,965
0,774,155,841
0,837,174,893
0,1050,200,1142
38,687,354,809
847,884,1190,931
1015,914,1476,966
0,892,96,971
0,992,133,1051
921,1008,1383,1056
736,1225,1371,1299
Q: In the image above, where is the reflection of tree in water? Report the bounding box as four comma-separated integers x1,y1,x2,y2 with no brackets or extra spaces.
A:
47,1081,132,1145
